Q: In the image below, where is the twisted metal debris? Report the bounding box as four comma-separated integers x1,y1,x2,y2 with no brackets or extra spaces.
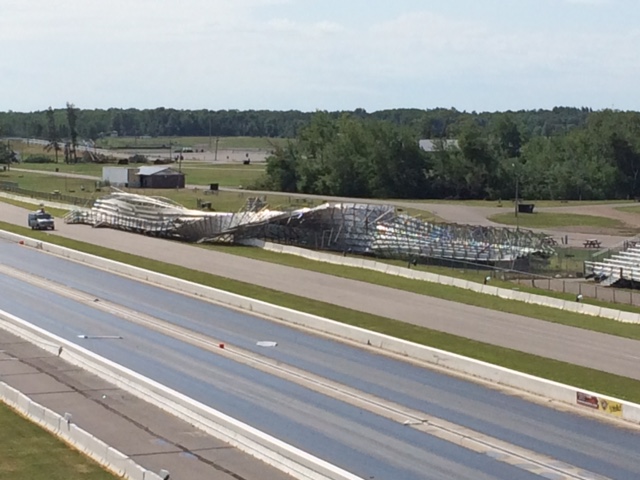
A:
64,191,554,263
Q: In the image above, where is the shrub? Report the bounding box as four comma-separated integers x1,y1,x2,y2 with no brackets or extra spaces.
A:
24,155,55,163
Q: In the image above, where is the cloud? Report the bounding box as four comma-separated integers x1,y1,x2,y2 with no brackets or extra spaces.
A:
0,1,638,111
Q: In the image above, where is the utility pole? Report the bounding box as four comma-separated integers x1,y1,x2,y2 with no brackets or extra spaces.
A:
214,137,219,163
512,162,519,230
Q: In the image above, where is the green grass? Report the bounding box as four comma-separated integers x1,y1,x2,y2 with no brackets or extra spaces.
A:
398,199,633,208
616,205,640,215
2,221,640,402
0,402,116,479
180,165,265,187
13,163,104,176
488,212,629,229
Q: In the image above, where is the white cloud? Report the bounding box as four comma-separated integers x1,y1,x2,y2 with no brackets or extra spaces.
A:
0,0,638,111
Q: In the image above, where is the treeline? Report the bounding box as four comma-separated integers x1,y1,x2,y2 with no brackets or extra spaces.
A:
256,110,640,201
0,106,593,140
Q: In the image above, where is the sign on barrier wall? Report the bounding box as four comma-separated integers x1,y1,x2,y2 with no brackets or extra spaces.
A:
576,391,623,417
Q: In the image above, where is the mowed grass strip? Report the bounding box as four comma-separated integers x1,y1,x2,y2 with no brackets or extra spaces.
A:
0,402,116,480
2,221,640,403
488,211,628,229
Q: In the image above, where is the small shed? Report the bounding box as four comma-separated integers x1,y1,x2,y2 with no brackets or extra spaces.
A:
135,166,185,189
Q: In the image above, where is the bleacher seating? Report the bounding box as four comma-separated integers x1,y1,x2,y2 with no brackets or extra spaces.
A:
585,245,640,287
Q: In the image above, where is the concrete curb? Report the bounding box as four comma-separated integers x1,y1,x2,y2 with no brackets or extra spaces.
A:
244,240,640,324
2,230,639,427
0,381,163,480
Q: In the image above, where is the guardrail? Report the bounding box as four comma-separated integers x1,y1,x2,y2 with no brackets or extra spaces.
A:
243,239,640,324
1,230,639,427
0,381,163,480
0,309,362,480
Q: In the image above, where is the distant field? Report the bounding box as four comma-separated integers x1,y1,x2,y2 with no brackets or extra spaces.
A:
96,136,290,150
180,163,265,187
0,402,116,480
489,212,628,229
398,199,633,208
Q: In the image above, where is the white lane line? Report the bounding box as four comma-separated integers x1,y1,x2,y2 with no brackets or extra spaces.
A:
0,264,614,480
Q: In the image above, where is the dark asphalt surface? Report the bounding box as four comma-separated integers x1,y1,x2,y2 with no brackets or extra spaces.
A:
1,245,639,479
1,203,640,380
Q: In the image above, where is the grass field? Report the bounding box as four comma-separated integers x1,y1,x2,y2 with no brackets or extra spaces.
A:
180,164,265,187
616,205,640,214
2,221,640,403
96,136,289,150
399,199,634,207
488,211,629,229
0,402,116,480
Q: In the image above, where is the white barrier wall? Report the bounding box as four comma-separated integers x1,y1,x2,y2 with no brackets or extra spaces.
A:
0,381,162,480
1,230,638,427
0,310,362,480
244,239,640,324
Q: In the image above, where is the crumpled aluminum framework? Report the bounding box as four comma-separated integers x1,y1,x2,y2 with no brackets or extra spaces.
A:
64,192,554,263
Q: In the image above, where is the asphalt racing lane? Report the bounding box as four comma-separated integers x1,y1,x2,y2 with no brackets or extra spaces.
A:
1,244,640,478
0,274,547,480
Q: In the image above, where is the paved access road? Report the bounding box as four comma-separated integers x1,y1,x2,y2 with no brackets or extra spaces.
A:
2,203,640,380
1,243,639,480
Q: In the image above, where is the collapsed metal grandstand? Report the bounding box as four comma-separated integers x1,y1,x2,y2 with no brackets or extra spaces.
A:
64,191,554,264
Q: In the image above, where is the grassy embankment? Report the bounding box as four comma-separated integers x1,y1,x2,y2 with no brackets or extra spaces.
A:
0,402,116,480
2,220,640,403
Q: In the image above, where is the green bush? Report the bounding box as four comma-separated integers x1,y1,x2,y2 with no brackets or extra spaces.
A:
24,155,55,164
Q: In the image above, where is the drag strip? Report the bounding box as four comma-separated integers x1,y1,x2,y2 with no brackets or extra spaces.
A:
0,242,639,479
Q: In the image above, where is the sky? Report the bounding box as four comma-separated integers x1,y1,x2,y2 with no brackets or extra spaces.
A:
1,0,638,113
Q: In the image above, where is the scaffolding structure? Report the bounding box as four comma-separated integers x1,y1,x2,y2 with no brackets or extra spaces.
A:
65,192,554,263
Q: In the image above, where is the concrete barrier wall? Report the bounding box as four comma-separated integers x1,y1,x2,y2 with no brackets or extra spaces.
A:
0,381,162,480
0,310,362,480
2,230,639,427
242,240,640,324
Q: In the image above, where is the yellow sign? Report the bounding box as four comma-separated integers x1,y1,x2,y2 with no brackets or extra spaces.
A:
599,398,623,417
